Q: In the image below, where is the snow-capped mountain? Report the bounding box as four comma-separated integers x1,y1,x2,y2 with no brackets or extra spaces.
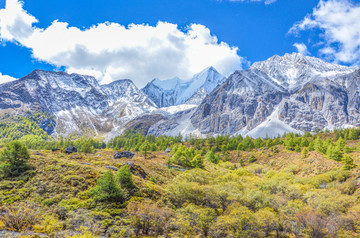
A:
188,53,359,137
251,53,355,92
0,70,156,137
128,53,359,138
142,67,225,107
1,53,359,139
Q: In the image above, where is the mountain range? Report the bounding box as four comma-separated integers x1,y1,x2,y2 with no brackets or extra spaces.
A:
0,53,359,139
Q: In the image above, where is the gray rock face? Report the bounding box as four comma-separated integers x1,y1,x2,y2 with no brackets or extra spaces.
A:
114,151,135,159
122,114,166,135
191,69,288,135
281,78,349,131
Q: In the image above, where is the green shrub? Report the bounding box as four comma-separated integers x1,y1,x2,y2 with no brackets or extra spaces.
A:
249,155,256,163
90,171,125,203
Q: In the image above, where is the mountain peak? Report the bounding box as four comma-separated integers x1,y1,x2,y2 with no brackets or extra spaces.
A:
142,67,225,107
201,66,217,72
251,52,356,91
151,77,182,90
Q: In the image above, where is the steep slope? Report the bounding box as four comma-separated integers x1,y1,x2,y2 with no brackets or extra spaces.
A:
0,70,108,113
141,77,186,108
178,66,226,105
142,67,225,107
190,69,288,135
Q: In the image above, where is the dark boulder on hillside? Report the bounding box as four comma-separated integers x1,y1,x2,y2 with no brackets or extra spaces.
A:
124,161,146,179
114,151,135,159
65,146,77,154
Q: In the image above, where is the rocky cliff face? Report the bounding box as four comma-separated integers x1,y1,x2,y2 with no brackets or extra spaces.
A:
190,69,288,135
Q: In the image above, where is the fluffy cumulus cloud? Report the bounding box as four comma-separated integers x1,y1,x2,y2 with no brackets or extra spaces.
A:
0,0,244,87
0,72,16,84
293,43,310,56
290,0,360,65
226,0,277,4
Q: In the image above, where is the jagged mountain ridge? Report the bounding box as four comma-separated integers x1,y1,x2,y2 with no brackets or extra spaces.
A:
251,53,355,92
142,66,226,107
0,70,157,137
0,53,359,139
138,53,359,138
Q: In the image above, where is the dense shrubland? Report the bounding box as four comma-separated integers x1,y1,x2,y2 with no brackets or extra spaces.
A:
0,127,360,237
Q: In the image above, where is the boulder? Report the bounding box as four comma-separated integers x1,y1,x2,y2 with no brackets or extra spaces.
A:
114,151,135,159
124,161,146,179
65,146,77,154
165,148,171,153
105,166,118,171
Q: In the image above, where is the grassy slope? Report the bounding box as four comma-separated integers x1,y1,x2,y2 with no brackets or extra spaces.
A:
0,140,360,237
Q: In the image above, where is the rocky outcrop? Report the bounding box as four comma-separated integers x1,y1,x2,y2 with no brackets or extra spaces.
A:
124,162,146,179
105,166,118,171
65,146,77,154
123,114,166,135
114,151,135,159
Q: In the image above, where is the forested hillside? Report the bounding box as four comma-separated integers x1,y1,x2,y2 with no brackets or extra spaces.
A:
0,129,360,237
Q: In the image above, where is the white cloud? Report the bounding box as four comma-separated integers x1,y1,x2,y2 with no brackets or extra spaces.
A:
0,0,244,87
293,43,310,56
289,0,360,65
0,72,16,84
226,0,277,4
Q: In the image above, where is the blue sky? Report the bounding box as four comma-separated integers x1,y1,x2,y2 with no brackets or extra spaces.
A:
0,0,359,86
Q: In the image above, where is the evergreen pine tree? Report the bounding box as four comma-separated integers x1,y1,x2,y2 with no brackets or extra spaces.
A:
117,165,135,189
0,141,30,178
140,141,151,159
343,155,355,170
192,154,204,168
206,151,219,164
